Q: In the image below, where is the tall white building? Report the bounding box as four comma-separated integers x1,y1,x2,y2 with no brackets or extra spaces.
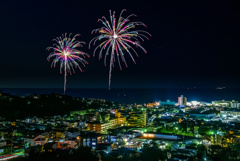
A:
178,95,187,106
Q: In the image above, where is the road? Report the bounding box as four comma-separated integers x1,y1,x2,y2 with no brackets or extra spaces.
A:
0,150,24,161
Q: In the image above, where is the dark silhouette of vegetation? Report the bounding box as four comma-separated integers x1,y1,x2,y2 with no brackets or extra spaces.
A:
0,93,113,121
196,144,206,160
10,147,98,161
139,141,166,161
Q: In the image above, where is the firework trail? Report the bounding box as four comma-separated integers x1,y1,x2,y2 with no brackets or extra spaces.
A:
90,9,151,90
47,33,89,94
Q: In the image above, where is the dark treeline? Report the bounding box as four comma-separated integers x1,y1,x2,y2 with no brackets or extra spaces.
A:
9,143,167,161
0,93,113,121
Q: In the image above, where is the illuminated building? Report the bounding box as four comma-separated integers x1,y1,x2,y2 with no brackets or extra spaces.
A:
188,110,216,119
77,132,108,148
115,111,121,118
212,100,239,108
115,110,127,126
127,111,146,127
23,134,46,147
178,95,187,106
220,108,240,117
210,134,223,145
87,118,117,133
117,117,126,126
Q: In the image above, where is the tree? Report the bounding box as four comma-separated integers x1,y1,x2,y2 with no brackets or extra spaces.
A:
198,126,210,136
140,141,166,161
9,157,29,161
69,147,98,161
196,144,206,160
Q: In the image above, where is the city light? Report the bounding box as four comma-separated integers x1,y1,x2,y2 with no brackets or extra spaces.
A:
0,1,239,161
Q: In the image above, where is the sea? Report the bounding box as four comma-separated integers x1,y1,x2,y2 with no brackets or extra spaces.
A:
1,88,240,104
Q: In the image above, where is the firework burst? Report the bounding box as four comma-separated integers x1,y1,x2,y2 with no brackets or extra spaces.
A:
47,33,89,94
90,9,151,90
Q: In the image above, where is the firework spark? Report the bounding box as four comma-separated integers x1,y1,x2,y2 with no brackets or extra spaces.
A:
89,9,151,90
47,33,89,94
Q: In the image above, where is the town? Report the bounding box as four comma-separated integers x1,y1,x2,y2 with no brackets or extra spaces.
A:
0,93,240,161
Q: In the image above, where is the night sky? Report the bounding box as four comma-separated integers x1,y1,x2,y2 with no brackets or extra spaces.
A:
0,0,240,89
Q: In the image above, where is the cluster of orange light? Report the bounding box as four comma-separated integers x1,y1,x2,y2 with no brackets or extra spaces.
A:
143,134,154,137
146,102,159,107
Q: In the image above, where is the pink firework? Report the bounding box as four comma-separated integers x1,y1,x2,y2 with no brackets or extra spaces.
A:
47,33,89,94
90,9,151,90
